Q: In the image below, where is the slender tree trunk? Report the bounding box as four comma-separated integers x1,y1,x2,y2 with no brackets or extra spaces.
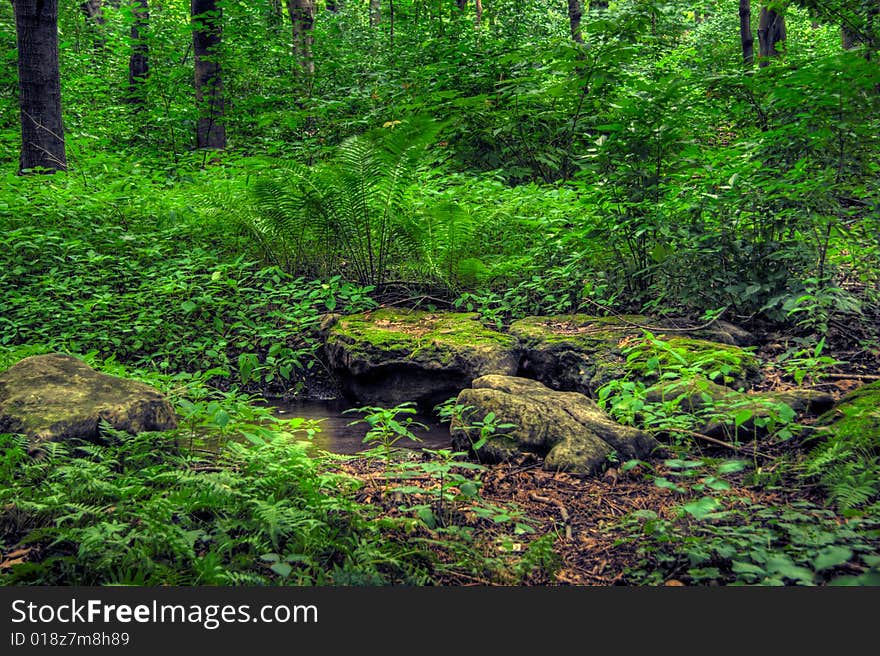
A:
739,0,754,67
757,6,785,67
13,0,66,173
841,24,860,50
567,0,584,44
191,0,226,150
474,0,482,25
128,0,149,108
370,0,380,27
80,0,106,25
287,0,316,79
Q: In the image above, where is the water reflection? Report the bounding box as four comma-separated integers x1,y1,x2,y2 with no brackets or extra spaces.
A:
266,398,452,455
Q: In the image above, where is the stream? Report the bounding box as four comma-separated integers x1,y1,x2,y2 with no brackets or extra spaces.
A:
266,398,453,455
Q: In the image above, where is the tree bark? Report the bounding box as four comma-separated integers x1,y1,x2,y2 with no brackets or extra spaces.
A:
370,0,380,27
841,24,860,50
757,6,785,67
567,0,584,44
80,0,106,25
474,0,482,25
287,0,316,79
192,0,226,150
127,0,149,107
739,0,754,67
13,0,66,173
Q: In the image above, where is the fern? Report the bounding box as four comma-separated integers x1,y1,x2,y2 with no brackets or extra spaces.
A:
242,117,444,286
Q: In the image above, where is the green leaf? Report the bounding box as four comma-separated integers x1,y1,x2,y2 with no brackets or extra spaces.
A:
717,460,747,474
681,496,722,519
181,300,198,313
270,562,292,578
813,546,853,572
654,477,685,493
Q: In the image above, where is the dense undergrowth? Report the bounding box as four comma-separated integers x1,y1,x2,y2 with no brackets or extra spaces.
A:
2,0,879,585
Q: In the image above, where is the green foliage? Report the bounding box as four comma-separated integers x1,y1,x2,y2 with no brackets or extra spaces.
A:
617,497,880,586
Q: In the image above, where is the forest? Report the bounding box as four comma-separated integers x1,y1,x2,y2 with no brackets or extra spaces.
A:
0,0,878,587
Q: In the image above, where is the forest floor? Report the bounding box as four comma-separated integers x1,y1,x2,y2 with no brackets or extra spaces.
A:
327,316,880,585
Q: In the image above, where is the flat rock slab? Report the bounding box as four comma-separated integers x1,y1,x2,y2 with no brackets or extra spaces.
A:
0,354,177,443
509,315,761,397
324,309,520,407
451,374,658,475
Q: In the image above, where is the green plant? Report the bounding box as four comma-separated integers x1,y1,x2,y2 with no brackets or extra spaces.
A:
777,337,846,386
615,498,880,586
345,402,427,466
243,117,443,286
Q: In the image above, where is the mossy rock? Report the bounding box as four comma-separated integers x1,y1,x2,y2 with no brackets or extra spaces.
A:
625,336,762,389
451,375,658,475
813,381,880,441
510,315,761,397
324,309,520,407
644,377,833,441
510,315,648,397
0,354,177,445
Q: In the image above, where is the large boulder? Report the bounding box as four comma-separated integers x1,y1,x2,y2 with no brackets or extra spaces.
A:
324,309,520,407
0,354,177,444
509,315,761,397
450,374,658,475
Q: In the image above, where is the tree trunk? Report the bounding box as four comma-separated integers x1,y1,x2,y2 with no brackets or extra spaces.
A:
567,0,584,44
13,0,66,173
457,0,466,11
739,0,754,67
841,24,860,50
757,6,785,67
80,0,106,25
370,0,380,27
287,0,316,79
192,0,226,150
128,0,149,107
474,0,482,25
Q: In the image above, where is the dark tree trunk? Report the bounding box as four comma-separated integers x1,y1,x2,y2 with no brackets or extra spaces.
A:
567,0,584,44
13,0,66,173
287,0,316,79
757,6,785,67
841,24,860,50
127,0,149,107
80,0,106,25
740,0,754,66
457,0,466,11
191,0,226,150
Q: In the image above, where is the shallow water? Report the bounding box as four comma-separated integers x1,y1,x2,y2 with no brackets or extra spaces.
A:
266,398,453,455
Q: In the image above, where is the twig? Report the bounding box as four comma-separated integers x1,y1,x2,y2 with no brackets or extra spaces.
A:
820,373,880,381
664,427,775,459
576,296,724,334
529,492,573,540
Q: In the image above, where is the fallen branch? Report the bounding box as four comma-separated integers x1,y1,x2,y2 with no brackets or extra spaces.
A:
664,427,775,460
529,492,573,540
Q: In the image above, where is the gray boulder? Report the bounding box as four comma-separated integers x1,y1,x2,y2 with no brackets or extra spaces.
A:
0,354,177,444
451,374,658,475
